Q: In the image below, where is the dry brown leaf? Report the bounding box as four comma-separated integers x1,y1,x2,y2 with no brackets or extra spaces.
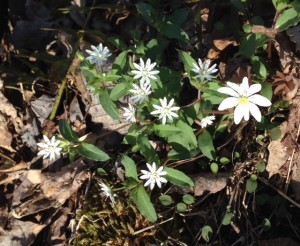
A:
272,72,299,101
40,159,88,204
194,172,229,196
208,39,238,59
287,25,300,51
267,122,288,177
0,220,47,246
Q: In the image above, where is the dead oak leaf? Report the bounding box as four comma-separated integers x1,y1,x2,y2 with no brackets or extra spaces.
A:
208,39,238,59
272,71,299,101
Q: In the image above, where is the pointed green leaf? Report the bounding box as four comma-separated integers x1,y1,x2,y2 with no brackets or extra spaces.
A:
198,130,216,160
77,143,110,161
179,51,197,74
132,185,157,222
112,51,128,75
164,167,194,187
121,155,139,182
99,89,120,120
137,135,159,163
153,124,183,138
110,82,131,101
59,120,79,142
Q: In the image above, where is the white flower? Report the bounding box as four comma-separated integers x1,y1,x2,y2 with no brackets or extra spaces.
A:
218,77,272,124
99,182,116,205
200,115,216,128
122,103,136,123
37,135,62,162
192,58,218,81
86,43,111,65
131,58,159,84
151,97,180,125
140,162,167,190
129,81,152,104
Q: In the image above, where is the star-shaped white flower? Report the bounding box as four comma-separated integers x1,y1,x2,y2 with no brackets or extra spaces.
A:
200,115,216,128
86,43,111,65
99,182,116,205
140,162,167,190
122,103,136,123
37,135,62,162
192,58,218,81
151,97,180,125
129,81,152,104
218,77,272,124
131,58,159,84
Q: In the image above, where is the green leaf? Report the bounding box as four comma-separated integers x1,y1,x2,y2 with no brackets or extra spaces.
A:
158,21,189,43
112,51,128,75
239,33,269,58
77,143,110,161
176,202,188,212
164,167,194,187
262,218,271,231
137,135,158,164
145,38,169,61
260,81,273,101
59,120,79,142
198,130,216,160
220,157,230,165
210,163,219,174
167,8,189,27
201,225,213,242
246,178,258,193
268,126,281,140
136,3,158,28
132,185,157,222
153,124,183,138
110,82,131,101
107,37,127,50
99,89,120,120
179,51,197,74
121,155,139,182
159,195,174,206
257,161,266,173
222,211,233,225
182,194,195,205
275,8,300,31
251,56,267,79
272,0,289,10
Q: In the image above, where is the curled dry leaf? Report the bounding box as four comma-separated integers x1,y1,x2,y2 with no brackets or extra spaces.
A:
272,72,299,101
208,39,238,59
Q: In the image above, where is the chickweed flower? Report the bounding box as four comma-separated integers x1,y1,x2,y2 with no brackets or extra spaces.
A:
86,43,111,65
218,77,272,124
151,97,180,125
140,162,167,190
99,182,116,205
129,81,152,104
192,58,218,81
122,103,136,123
200,115,216,128
131,58,159,85
37,135,62,162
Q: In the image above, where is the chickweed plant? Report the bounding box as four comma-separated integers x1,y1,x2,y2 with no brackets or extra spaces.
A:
36,42,272,223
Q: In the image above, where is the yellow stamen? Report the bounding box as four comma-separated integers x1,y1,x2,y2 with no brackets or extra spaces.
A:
238,97,249,105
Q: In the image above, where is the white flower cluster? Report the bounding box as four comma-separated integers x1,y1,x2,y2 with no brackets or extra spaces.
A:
86,43,111,66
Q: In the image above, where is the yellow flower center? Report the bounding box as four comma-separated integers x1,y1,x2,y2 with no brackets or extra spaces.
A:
238,97,249,105
143,71,148,76
98,54,103,58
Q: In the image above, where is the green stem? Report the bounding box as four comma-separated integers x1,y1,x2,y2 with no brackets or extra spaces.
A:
49,78,67,120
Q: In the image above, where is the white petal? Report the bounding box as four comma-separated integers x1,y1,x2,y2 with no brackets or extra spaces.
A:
249,94,271,107
161,116,167,125
248,102,262,122
144,179,152,188
150,181,155,190
43,135,51,145
139,58,145,68
233,104,246,124
140,174,150,180
218,87,239,97
247,83,262,96
218,97,238,110
158,176,167,183
240,77,249,94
